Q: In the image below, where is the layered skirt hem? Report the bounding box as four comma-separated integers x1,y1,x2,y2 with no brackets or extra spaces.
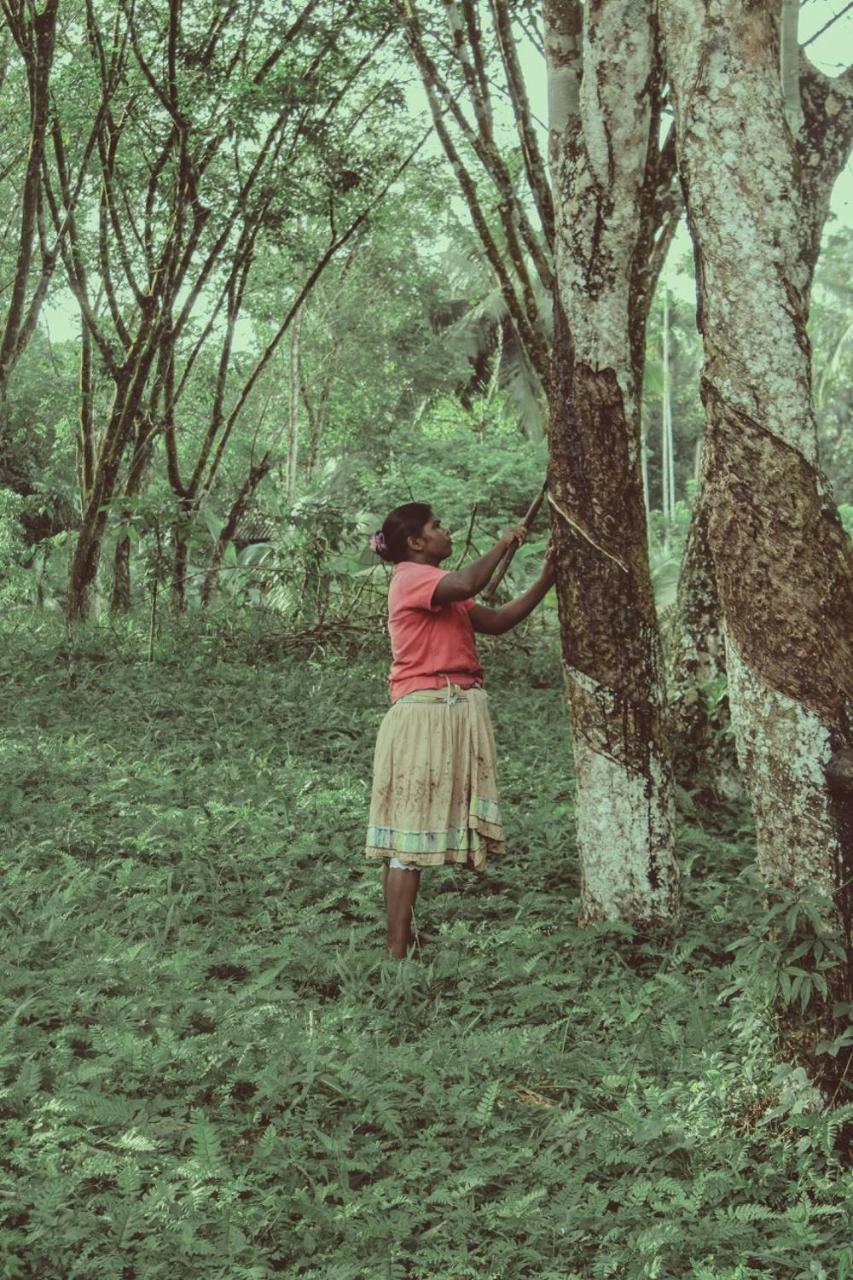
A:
365,685,504,874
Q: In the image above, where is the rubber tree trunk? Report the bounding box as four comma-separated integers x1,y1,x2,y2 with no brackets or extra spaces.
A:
666,463,739,799
110,424,154,613
544,0,679,923
172,522,190,613
200,453,272,607
667,15,853,804
67,379,135,621
286,305,302,504
67,321,160,621
659,0,853,908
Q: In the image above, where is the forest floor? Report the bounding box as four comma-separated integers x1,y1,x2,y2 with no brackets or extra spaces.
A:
1,613,851,1280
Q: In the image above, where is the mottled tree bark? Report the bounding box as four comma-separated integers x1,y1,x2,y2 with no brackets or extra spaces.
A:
667,15,853,803
544,0,679,922
659,0,853,907
666,466,738,798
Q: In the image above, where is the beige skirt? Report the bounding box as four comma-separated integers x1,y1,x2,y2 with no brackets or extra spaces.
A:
365,684,506,873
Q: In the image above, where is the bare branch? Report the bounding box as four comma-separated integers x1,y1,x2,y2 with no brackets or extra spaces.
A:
461,0,494,133
45,117,119,378
188,235,257,493
802,0,853,48
78,325,95,505
251,0,323,83
489,0,554,250
404,0,551,315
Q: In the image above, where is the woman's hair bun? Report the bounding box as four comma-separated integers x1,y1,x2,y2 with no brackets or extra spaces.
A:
369,530,390,559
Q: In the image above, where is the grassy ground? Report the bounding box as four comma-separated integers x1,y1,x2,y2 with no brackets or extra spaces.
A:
1,613,851,1280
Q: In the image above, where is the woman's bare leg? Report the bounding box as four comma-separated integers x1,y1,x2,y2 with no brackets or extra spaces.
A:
384,866,420,959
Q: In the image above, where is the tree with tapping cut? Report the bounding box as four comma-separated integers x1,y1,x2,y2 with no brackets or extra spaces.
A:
403,0,682,921
658,0,853,919
541,0,680,921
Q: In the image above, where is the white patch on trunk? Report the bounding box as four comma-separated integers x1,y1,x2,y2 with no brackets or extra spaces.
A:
780,0,804,136
565,664,679,921
725,633,840,899
660,5,819,465
552,1,653,388
543,1,581,150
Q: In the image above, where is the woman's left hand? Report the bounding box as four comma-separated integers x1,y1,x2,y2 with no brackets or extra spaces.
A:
540,543,557,585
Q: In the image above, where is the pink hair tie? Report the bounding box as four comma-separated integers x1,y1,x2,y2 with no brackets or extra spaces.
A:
369,531,387,555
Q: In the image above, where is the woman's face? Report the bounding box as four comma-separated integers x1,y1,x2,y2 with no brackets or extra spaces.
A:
414,512,453,562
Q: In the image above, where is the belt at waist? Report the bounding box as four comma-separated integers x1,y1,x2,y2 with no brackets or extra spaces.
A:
394,678,484,706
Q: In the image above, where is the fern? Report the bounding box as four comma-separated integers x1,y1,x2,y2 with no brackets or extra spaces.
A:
114,1140,153,1167
726,1202,775,1222
5,618,853,1280
187,1109,224,1175
474,1080,501,1127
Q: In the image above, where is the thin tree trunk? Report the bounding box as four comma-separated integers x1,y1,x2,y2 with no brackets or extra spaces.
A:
200,453,272,606
660,1,853,913
287,306,302,504
545,0,679,923
641,410,650,528
303,343,338,477
0,0,60,394
110,417,155,612
111,532,132,614
663,290,675,521
77,324,95,512
172,527,189,613
66,324,160,620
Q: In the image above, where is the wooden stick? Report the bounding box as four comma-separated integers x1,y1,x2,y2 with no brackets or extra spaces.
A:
483,482,547,599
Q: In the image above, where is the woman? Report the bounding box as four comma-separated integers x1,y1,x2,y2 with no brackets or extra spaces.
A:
366,502,555,958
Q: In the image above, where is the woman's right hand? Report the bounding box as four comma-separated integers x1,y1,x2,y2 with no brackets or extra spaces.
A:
500,522,528,550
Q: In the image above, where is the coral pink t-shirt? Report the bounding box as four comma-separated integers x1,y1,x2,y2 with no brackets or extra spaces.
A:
387,561,483,702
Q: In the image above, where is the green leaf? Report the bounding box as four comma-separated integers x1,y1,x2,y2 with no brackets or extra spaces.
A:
188,1109,224,1175
474,1080,500,1127
201,507,226,542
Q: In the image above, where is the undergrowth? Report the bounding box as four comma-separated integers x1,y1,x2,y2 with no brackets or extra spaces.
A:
1,612,851,1280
